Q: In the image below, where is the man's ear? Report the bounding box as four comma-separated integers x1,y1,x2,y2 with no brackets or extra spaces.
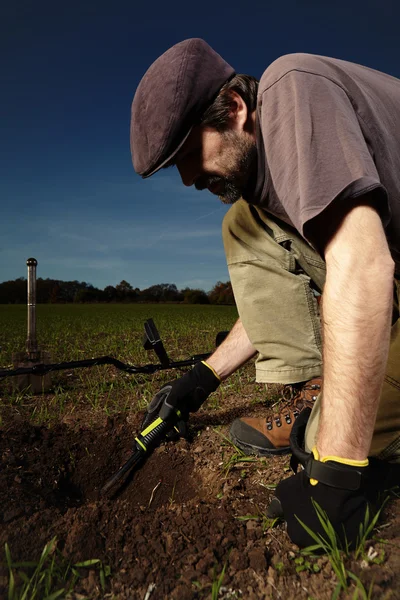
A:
227,91,249,131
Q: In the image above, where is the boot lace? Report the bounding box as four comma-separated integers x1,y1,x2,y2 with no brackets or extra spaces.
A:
266,380,321,431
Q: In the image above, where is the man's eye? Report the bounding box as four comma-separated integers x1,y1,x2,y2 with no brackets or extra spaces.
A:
181,148,199,162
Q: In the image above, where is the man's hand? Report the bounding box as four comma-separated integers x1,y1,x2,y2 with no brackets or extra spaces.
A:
141,361,220,433
141,318,255,438
268,448,374,548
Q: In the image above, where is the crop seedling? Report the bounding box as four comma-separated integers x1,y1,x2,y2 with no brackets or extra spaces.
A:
211,561,228,600
169,476,177,507
298,499,386,598
274,561,284,576
217,431,257,476
235,509,279,533
292,555,321,574
4,537,111,599
353,498,388,560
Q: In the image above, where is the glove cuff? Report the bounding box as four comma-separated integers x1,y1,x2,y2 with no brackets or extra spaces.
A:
192,360,221,394
312,446,369,468
201,360,222,382
307,446,369,490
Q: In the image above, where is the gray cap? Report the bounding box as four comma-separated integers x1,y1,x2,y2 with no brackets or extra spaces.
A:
130,38,235,178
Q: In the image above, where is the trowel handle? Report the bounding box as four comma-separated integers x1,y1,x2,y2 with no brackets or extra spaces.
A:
134,415,176,453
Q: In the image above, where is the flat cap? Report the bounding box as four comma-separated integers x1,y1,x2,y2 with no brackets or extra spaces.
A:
131,38,235,178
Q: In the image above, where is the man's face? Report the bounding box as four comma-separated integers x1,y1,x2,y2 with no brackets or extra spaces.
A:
175,125,257,204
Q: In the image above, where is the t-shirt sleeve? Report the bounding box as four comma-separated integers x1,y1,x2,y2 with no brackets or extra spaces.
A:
259,70,390,245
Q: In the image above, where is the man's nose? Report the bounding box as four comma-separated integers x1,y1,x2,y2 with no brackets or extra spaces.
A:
176,162,196,187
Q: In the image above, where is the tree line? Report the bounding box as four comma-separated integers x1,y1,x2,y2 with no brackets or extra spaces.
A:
0,278,235,305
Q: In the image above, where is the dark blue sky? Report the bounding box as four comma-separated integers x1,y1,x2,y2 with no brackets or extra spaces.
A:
1,0,399,291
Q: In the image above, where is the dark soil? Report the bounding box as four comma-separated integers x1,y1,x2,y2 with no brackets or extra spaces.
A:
1,398,400,599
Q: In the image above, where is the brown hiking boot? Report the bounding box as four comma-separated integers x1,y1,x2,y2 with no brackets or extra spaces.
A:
229,377,322,456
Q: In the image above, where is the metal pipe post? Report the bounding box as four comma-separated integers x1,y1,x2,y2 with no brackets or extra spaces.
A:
26,257,38,359
12,257,51,392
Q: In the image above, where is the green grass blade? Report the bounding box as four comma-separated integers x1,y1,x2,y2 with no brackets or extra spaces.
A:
44,589,66,600
74,559,101,567
5,561,38,569
295,515,329,551
312,500,340,549
301,544,325,554
5,543,12,568
332,582,342,600
38,538,57,566
19,573,30,585
348,571,368,600
5,544,15,600
211,561,227,600
7,570,15,600
100,567,105,591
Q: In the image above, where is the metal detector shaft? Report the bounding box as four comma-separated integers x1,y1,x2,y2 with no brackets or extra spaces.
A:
0,353,211,379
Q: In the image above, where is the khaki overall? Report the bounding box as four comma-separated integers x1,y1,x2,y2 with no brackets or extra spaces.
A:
223,200,400,461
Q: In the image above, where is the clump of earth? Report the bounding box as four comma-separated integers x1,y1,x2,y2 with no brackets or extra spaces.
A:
1,389,399,599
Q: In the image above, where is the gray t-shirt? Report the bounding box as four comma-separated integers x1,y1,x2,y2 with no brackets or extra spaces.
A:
243,53,400,275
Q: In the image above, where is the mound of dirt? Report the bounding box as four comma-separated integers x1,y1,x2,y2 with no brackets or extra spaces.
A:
1,410,400,599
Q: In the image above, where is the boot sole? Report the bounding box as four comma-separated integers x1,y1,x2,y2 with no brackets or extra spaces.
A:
230,433,291,457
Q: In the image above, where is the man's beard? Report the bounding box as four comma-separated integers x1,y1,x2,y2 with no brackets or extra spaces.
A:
195,130,257,204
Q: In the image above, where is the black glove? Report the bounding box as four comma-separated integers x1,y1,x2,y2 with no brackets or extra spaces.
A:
268,450,372,548
268,407,400,549
141,361,221,435
266,407,380,548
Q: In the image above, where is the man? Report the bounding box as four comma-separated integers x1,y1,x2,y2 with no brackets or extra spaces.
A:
130,38,400,547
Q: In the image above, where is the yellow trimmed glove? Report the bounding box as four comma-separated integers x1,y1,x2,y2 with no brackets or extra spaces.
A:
268,447,373,548
141,361,221,436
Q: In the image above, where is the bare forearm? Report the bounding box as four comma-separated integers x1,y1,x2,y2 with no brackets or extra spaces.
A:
207,318,256,380
317,205,394,460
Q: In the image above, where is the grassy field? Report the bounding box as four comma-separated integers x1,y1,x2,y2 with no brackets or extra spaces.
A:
0,303,239,363
0,303,241,424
